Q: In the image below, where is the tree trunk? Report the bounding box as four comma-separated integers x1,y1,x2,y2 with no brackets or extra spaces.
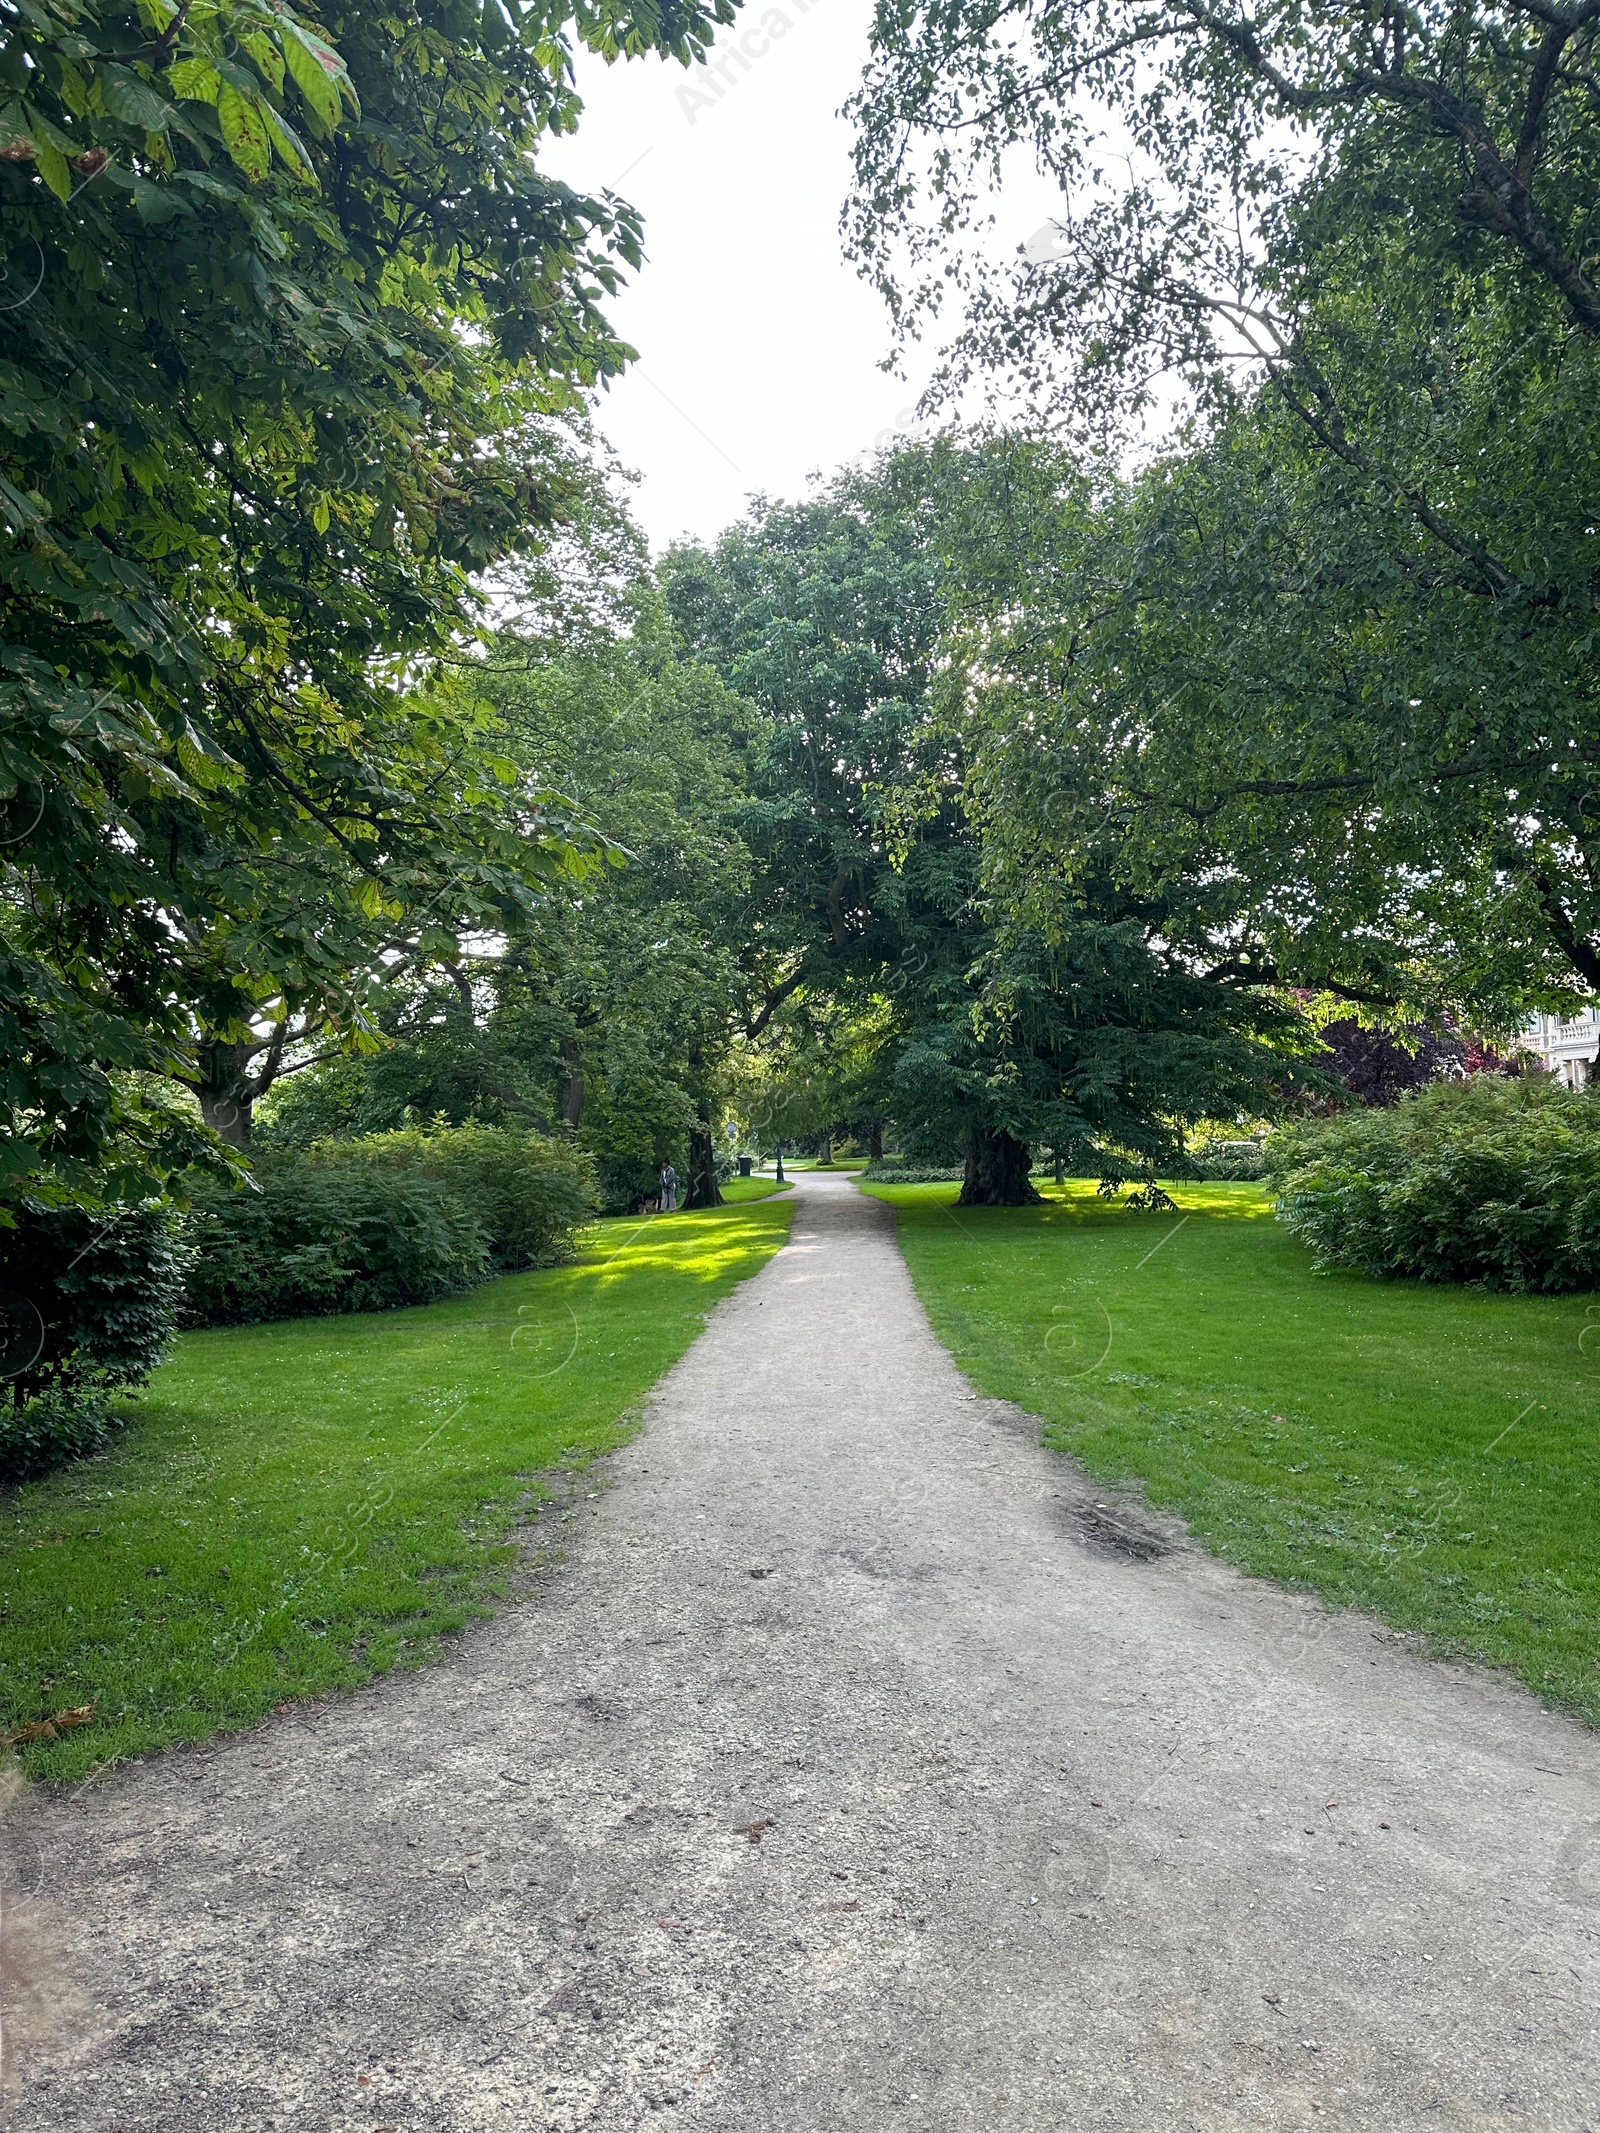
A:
560,1064,585,1127
194,1036,258,1147
816,1130,833,1166
959,1127,1041,1206
684,1123,723,1209
868,1118,884,1162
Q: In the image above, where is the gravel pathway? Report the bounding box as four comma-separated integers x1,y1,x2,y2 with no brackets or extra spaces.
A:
7,1171,1599,2131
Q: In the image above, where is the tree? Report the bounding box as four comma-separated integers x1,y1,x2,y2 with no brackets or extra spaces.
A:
1,0,733,1210
847,2,1600,1011
661,484,949,1023
267,587,763,1210
482,593,756,1208
668,453,1313,1202
931,414,1598,1029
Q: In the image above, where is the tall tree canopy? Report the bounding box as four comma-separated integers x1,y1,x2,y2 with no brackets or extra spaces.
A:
847,1,1600,1014
667,458,1311,1201
260,586,761,1212
1,0,733,1210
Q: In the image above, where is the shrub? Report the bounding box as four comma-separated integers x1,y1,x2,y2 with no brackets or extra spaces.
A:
0,1205,189,1482
313,1123,597,1269
1188,1140,1268,1182
0,1383,118,1481
184,1160,489,1326
1268,1075,1600,1292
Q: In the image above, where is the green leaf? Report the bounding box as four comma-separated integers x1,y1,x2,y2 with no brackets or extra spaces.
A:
129,173,191,224
241,33,286,96
174,168,243,201
168,60,223,104
0,475,46,531
175,730,240,791
259,100,314,179
216,83,270,182
33,138,70,201
101,69,171,132
280,23,351,130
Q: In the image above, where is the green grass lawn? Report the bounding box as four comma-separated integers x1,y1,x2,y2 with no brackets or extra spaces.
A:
719,1175,794,1202
0,1197,794,1783
758,1157,868,1172
866,1179,1600,1725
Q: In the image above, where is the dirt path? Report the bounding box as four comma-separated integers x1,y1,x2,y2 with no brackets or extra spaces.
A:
9,1173,1600,2131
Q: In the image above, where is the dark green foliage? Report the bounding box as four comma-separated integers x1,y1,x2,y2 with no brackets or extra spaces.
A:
849,9,1600,1015
0,1204,189,1481
1188,1148,1268,1184
666,456,1314,1205
184,1123,596,1324
895,909,1310,1201
184,1161,489,1326
0,1385,118,1487
0,0,730,1212
261,1019,546,1145
316,1124,597,1270
478,601,757,1211
1271,1078,1600,1293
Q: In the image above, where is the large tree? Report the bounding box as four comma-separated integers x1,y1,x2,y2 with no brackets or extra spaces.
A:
846,0,1600,1011
480,594,757,1209
260,590,760,1211
0,0,733,1209
667,457,1311,1201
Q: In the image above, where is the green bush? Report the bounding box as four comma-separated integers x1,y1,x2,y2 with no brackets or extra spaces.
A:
1188,1144,1268,1182
313,1123,597,1269
1,1384,117,1481
0,1205,189,1481
183,1125,596,1328
184,1161,489,1326
1268,1076,1600,1292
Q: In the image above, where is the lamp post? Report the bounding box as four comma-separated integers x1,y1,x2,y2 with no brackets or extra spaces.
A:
774,1141,786,1184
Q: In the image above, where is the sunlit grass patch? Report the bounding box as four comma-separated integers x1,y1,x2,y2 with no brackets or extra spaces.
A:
0,1197,794,1783
867,1178,1600,1725
717,1175,794,1203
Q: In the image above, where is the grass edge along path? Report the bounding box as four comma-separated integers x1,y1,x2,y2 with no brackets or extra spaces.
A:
866,1178,1600,1729
0,1195,795,1785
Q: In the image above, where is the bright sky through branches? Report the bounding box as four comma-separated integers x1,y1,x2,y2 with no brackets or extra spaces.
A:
543,0,1011,549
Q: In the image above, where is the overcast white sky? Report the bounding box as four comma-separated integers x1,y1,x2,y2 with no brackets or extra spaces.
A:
542,1,1046,551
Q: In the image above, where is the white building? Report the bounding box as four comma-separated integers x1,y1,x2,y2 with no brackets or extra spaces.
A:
1522,1007,1600,1087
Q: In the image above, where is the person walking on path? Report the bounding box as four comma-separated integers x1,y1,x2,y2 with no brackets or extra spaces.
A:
658,1159,678,1212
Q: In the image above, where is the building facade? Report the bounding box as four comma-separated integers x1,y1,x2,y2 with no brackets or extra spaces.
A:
1522,1007,1600,1087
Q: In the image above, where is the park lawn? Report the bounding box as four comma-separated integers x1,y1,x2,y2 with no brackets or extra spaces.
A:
866,1179,1600,1727
0,1197,795,1784
719,1175,794,1202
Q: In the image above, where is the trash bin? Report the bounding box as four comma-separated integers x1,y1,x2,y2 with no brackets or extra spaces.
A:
737,1155,753,1177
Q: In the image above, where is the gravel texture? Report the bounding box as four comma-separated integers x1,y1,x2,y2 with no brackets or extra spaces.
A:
5,1170,1599,2131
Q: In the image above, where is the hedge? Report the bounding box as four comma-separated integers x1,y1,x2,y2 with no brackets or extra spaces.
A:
183,1125,598,1327
1268,1075,1600,1292
0,1204,188,1482
183,1161,489,1325
312,1122,597,1270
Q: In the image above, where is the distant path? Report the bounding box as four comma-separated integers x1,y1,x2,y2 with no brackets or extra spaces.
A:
12,1173,1599,2130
